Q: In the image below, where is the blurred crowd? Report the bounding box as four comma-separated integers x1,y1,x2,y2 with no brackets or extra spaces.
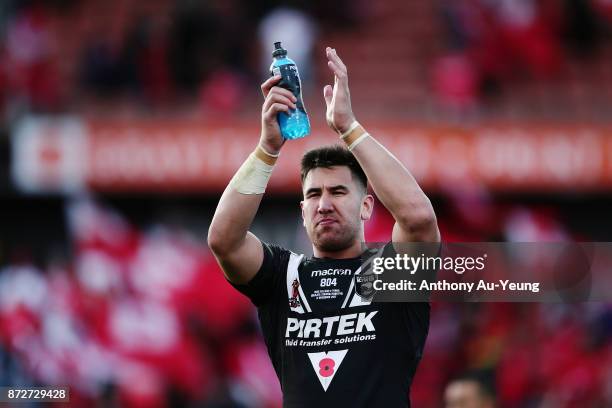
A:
0,195,610,407
0,0,610,125
434,0,612,111
0,198,283,407
0,0,368,127
0,0,262,120
417,302,612,407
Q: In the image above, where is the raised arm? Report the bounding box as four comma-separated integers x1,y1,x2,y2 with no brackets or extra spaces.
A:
323,47,440,244
207,76,297,284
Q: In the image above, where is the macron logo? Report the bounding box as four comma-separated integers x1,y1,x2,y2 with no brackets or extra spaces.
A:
307,350,348,391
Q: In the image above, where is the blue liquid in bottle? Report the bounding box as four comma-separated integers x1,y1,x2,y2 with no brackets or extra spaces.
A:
270,42,310,140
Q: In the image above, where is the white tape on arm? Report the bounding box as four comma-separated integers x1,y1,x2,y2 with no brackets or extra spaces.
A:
339,121,360,140
228,147,277,194
340,121,370,151
348,132,370,151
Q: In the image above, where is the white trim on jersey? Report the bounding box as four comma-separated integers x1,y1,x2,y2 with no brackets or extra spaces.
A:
341,276,355,309
346,245,386,308
287,253,311,313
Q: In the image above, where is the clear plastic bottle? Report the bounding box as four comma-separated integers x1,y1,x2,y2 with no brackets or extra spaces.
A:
269,42,310,139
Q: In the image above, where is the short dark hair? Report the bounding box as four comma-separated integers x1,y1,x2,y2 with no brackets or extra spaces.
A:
300,145,368,192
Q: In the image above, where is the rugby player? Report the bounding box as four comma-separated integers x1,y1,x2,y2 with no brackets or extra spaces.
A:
208,47,440,407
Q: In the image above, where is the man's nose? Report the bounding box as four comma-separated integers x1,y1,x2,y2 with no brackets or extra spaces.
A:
317,193,334,213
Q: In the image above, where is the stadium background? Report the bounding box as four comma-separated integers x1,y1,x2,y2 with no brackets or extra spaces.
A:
1,0,612,406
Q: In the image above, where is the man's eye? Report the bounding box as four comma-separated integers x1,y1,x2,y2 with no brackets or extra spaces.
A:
333,190,345,196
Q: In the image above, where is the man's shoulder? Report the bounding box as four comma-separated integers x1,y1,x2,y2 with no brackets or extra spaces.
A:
261,241,305,268
262,241,292,255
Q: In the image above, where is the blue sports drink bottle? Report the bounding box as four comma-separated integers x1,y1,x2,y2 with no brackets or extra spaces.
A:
269,42,310,139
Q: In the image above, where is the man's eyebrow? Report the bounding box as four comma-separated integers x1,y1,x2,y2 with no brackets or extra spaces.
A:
305,185,349,195
305,187,322,195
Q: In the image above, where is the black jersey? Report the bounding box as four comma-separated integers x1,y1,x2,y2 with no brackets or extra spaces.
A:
231,242,430,408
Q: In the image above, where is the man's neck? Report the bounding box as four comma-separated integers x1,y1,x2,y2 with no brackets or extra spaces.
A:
313,240,365,259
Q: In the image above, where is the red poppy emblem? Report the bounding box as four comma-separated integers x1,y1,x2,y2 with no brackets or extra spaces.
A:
319,357,335,377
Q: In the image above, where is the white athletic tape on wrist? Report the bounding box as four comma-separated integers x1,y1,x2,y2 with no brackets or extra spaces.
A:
258,144,280,158
348,132,370,151
229,153,274,194
339,121,360,140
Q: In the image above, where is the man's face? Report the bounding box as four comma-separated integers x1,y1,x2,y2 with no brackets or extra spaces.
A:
301,166,371,253
444,381,493,408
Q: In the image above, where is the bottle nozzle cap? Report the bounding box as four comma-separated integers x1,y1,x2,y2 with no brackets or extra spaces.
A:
272,41,287,58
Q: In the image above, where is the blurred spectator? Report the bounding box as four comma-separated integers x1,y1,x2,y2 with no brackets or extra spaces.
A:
503,206,569,242
168,1,219,95
444,372,497,408
199,69,245,115
80,35,124,97
4,2,59,111
0,45,6,120
432,53,479,113
121,14,172,106
595,0,612,23
258,7,317,82
562,0,601,56
438,0,568,107
483,0,562,78
438,0,508,98
439,0,485,52
309,0,367,30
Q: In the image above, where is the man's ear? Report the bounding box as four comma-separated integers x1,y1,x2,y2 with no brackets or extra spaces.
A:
361,194,374,221
300,200,306,226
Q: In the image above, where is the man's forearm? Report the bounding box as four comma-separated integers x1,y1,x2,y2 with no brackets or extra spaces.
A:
345,124,437,234
208,188,264,255
322,47,436,240
208,74,291,282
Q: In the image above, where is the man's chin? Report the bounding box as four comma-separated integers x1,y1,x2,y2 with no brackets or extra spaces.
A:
314,234,352,253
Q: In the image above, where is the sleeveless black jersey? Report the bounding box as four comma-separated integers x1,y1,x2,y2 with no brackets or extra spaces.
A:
231,242,430,408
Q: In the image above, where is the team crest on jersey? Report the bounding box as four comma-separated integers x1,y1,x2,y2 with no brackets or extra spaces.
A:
354,272,376,300
289,279,301,308
307,350,348,391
